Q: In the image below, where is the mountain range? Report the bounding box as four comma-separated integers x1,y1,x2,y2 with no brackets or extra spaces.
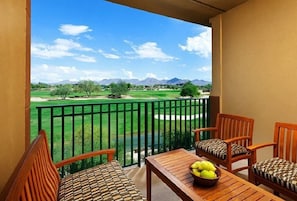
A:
53,77,211,86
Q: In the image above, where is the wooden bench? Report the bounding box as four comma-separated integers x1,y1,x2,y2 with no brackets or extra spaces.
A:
0,130,146,201
193,113,254,174
248,122,297,200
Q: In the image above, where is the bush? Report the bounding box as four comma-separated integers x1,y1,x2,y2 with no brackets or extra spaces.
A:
180,81,199,97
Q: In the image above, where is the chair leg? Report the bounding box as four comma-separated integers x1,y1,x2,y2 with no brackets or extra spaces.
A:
273,190,280,196
248,167,252,182
248,157,254,183
226,163,232,172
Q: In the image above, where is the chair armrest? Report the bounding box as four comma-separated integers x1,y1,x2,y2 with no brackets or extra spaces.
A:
222,136,252,161
193,127,217,141
224,136,251,144
55,149,116,168
247,142,276,165
247,142,277,152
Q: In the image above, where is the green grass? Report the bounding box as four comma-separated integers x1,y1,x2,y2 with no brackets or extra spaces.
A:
31,90,52,97
30,89,204,164
31,89,181,99
128,90,180,99
30,90,182,140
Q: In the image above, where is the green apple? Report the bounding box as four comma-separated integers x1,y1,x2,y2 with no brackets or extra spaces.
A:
191,161,202,169
192,168,201,177
200,170,217,179
200,161,216,171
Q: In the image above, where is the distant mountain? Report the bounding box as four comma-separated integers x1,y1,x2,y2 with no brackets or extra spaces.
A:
99,78,122,85
52,80,78,85
47,78,211,86
191,79,211,86
137,78,163,86
166,77,189,85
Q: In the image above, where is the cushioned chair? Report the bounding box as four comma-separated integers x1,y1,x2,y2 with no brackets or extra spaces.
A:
248,122,297,200
193,113,254,173
0,130,146,201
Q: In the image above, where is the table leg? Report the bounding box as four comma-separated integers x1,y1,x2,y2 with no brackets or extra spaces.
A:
146,164,152,201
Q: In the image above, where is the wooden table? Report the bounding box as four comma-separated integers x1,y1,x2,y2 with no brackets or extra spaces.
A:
145,148,284,201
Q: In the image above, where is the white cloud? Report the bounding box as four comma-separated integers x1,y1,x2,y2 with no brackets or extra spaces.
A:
55,38,92,52
31,38,93,59
145,73,157,79
98,49,120,59
179,28,211,58
84,34,94,40
195,65,212,81
125,40,176,62
122,69,135,79
197,66,211,72
31,64,78,83
59,24,92,36
74,55,96,63
31,64,116,83
31,43,74,58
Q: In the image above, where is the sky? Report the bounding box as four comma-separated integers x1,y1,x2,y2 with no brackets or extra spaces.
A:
31,0,212,84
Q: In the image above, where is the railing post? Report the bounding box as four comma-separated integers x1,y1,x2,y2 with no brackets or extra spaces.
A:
37,107,42,132
137,103,141,167
144,102,148,158
151,102,155,155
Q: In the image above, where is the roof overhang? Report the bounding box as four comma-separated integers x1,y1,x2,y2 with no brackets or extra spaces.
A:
106,0,248,26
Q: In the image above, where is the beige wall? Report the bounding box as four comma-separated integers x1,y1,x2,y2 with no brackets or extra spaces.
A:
0,0,30,190
211,0,297,160
210,15,223,110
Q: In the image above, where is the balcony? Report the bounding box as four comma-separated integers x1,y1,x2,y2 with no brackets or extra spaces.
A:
34,97,296,201
35,98,210,175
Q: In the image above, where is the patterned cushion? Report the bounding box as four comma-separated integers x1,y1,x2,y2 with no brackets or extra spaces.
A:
195,138,248,160
252,157,297,193
58,160,146,201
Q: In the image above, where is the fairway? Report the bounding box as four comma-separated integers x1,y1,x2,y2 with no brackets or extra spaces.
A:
30,89,209,168
154,113,205,120
30,89,184,138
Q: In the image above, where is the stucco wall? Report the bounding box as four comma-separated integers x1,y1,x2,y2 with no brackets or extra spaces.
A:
211,0,297,160
0,0,30,190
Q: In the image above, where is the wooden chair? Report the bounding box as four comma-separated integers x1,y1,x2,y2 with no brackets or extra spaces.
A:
248,122,297,200
193,113,254,173
0,130,146,201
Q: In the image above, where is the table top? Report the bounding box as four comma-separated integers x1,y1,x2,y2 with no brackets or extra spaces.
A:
145,148,284,201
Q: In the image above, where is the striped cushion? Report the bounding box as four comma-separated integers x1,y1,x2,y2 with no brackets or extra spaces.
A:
195,138,248,160
58,160,146,201
252,157,297,193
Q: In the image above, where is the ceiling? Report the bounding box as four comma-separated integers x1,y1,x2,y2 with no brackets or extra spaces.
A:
106,0,248,27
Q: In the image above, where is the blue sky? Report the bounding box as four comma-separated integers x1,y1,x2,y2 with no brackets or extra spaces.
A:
31,0,212,84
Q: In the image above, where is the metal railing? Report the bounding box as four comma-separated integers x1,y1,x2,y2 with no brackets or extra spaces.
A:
36,98,210,173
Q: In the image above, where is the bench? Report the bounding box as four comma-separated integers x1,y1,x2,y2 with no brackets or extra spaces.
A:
0,130,146,201
193,113,254,174
248,122,297,200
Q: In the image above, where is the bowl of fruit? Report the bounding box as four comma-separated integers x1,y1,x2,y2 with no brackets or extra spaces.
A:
190,160,221,187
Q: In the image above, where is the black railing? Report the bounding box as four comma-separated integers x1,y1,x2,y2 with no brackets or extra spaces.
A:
36,98,210,172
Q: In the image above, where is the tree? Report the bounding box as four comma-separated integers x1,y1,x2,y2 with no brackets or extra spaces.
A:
76,80,101,97
201,84,212,92
50,84,72,100
109,81,129,98
180,81,199,97
31,82,50,90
